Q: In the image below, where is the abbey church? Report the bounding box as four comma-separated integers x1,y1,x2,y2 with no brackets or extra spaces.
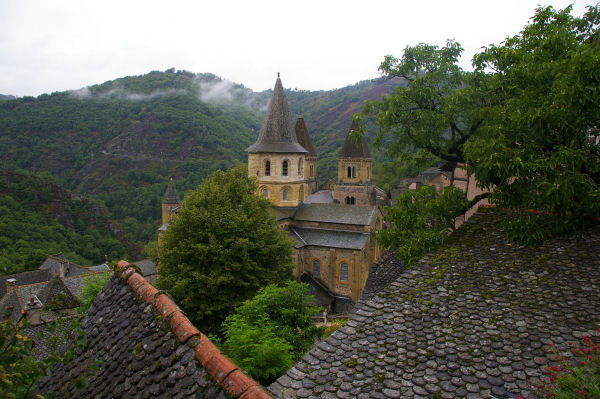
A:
162,75,386,312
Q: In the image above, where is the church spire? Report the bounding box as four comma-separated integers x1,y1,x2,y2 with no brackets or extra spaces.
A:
339,119,371,159
246,75,307,154
295,111,316,157
162,178,180,204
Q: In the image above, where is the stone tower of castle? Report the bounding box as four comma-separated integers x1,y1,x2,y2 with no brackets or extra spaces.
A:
246,74,316,206
161,178,180,224
333,120,373,206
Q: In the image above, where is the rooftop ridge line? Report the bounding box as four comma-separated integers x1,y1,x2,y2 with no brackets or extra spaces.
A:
115,260,272,399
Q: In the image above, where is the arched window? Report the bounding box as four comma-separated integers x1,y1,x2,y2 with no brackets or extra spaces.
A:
345,196,355,205
347,166,352,178
261,187,269,198
299,185,304,202
265,160,271,176
310,165,314,177
312,259,320,278
282,188,288,200
256,170,259,176
340,262,349,281
367,167,370,179
352,166,357,178
298,158,303,176
282,160,288,176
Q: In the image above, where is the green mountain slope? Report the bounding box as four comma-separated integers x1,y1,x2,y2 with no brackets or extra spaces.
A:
0,169,139,274
0,70,407,252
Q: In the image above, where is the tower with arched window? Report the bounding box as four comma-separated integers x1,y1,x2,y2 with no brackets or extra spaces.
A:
333,120,374,206
246,74,316,207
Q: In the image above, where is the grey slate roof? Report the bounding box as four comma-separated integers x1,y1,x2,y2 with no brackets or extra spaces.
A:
36,275,227,398
359,251,406,301
293,203,376,226
246,75,307,154
294,113,317,157
0,269,50,298
39,254,89,277
291,227,370,250
339,119,371,159
133,259,157,277
270,208,600,398
163,178,180,204
303,190,334,204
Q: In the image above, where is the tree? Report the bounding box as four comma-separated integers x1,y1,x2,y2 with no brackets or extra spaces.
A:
219,281,322,385
464,4,600,242
156,165,295,333
377,186,468,265
359,4,600,245
356,40,483,173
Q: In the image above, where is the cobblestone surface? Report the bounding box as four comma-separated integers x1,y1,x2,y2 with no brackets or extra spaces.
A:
270,209,600,398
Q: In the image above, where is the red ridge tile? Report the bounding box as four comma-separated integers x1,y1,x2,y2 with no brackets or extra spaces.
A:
153,293,179,318
222,369,259,398
170,311,200,343
116,260,130,271
127,273,158,303
204,351,238,383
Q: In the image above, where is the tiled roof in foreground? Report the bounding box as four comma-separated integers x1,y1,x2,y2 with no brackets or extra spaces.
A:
270,208,600,398
36,261,272,399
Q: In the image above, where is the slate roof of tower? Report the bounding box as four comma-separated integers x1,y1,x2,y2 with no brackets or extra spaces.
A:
293,203,376,226
291,227,370,250
339,119,371,159
36,261,272,399
163,178,181,204
270,208,600,398
294,113,317,157
246,76,307,154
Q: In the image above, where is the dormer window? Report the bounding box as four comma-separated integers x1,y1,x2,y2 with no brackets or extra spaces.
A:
282,160,288,176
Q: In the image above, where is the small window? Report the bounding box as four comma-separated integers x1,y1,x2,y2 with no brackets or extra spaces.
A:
347,166,352,178
282,160,288,176
310,165,314,177
298,158,303,176
262,188,269,198
340,263,348,281
282,188,288,200
352,166,357,178
256,170,259,176
299,186,304,201
346,196,355,205
265,160,271,176
313,260,320,278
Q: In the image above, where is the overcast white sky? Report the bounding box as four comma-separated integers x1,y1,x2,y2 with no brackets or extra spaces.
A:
0,0,595,97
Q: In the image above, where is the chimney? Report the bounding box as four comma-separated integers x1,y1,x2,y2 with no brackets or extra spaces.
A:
59,260,66,278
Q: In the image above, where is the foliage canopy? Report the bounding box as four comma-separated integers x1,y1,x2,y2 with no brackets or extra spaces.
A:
156,165,295,333
219,281,322,385
361,4,600,248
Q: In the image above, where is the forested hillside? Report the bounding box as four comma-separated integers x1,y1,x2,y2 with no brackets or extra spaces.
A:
0,69,410,261
0,169,138,274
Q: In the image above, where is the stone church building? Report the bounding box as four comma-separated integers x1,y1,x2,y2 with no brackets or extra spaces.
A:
245,75,385,311
160,74,385,312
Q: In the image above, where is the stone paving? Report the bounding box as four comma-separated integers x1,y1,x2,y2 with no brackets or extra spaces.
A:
270,208,600,398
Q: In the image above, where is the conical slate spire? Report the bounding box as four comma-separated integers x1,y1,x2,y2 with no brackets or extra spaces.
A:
246,75,307,154
163,178,180,204
339,120,371,158
294,111,316,157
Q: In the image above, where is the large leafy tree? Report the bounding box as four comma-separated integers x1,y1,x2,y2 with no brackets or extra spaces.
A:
156,165,295,333
465,4,600,239
360,4,599,249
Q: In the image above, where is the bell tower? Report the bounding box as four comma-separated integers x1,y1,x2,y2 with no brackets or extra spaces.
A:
246,74,310,207
333,120,374,206
162,178,180,224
